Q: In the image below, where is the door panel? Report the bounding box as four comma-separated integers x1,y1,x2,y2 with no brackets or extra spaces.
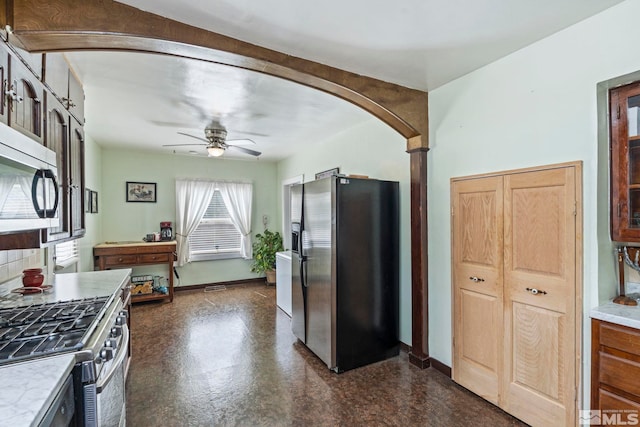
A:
69,119,85,236
44,95,70,241
452,176,503,405
304,178,333,367
503,167,576,426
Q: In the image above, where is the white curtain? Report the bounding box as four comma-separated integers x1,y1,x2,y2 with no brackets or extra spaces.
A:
217,182,253,259
175,180,216,267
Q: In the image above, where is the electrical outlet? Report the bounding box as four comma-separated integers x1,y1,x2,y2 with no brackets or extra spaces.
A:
262,214,269,227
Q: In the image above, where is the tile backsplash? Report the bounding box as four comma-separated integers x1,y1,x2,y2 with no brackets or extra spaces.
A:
0,249,43,284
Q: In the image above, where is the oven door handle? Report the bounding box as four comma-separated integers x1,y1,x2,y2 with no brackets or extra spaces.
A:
96,324,129,393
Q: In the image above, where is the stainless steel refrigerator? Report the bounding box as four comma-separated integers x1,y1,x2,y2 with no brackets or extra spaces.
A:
290,176,399,373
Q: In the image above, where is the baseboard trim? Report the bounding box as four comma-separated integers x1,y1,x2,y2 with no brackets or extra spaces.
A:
429,357,452,378
175,277,266,292
401,343,452,377
409,352,431,369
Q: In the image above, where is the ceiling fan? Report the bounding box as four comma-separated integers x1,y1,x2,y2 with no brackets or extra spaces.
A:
163,126,262,157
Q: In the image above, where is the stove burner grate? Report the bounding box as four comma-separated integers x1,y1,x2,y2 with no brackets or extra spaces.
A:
0,296,110,364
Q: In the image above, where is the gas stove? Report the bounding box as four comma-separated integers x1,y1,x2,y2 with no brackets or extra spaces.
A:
0,296,110,365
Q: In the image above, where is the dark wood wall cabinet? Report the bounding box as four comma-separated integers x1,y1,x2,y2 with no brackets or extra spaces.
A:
591,319,640,421
0,40,85,248
611,82,640,241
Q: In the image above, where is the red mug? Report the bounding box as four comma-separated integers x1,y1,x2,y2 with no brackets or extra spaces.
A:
23,274,44,287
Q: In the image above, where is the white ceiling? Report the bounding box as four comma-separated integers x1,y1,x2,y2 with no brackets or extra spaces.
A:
65,0,624,161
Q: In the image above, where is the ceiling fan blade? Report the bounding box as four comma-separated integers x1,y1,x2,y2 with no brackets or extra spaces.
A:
162,143,208,147
228,145,262,156
226,138,256,145
151,120,201,128
177,132,209,144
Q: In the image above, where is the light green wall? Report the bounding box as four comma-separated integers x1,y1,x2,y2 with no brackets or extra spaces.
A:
428,0,639,407
100,148,278,286
276,119,411,345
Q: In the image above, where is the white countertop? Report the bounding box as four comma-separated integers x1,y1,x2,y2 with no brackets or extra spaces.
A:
0,269,131,309
0,269,131,426
590,300,640,330
0,354,76,427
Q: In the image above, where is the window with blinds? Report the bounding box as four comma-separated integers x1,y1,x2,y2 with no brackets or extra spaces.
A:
54,240,79,269
189,190,242,261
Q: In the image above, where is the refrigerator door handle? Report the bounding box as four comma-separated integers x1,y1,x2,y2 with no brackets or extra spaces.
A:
299,257,308,288
301,230,309,258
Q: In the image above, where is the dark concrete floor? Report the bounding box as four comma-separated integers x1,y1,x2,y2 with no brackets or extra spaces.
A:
126,283,526,426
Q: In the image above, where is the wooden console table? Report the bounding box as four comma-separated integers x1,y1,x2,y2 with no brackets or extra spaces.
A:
94,241,176,303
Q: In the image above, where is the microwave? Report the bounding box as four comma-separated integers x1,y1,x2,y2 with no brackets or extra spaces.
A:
0,124,59,233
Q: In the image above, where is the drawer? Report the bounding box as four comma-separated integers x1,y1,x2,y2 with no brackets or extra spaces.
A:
138,253,170,263
600,352,640,397
599,388,640,411
141,245,175,254
104,255,138,266
95,247,139,256
600,322,640,356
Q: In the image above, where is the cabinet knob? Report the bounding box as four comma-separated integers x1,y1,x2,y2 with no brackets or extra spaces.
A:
6,81,22,109
469,276,485,282
62,97,76,108
526,287,547,295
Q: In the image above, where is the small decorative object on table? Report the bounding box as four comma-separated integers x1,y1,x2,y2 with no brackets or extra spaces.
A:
615,246,639,305
131,274,154,295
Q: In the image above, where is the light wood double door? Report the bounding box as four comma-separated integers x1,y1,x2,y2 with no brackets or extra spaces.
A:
451,162,582,427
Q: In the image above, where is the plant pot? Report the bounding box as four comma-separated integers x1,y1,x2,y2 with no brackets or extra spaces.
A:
265,269,276,285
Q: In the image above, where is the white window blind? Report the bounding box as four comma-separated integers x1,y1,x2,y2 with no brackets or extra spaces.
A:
189,190,242,260
55,240,79,269
0,182,34,218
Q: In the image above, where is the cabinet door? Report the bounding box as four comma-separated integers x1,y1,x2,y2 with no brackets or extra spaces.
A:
451,176,504,405
68,70,84,124
43,94,71,242
0,44,8,126
611,82,640,241
43,52,70,105
8,53,43,144
503,167,578,427
69,118,85,237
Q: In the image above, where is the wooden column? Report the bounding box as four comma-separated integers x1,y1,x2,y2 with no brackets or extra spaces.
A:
407,136,429,368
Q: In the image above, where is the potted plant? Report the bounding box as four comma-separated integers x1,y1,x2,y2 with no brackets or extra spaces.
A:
250,229,284,284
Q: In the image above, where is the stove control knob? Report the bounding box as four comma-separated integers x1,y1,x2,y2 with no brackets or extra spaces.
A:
100,347,114,362
105,338,118,349
115,315,127,326
110,326,122,337
119,310,129,318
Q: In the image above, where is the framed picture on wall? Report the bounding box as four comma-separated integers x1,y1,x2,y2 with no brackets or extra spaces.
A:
126,181,157,203
91,191,98,213
85,188,91,213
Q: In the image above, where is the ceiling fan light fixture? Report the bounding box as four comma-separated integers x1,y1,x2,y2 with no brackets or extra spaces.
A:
207,146,225,157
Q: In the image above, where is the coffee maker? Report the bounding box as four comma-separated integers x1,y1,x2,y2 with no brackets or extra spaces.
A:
160,221,173,241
